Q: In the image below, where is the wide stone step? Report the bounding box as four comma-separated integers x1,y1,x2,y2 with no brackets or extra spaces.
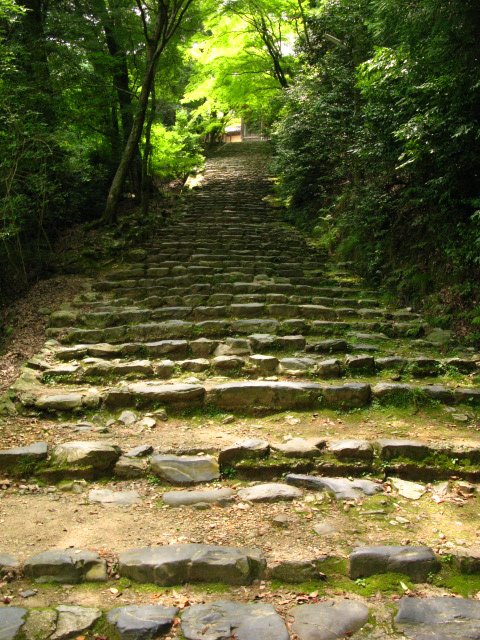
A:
74,292,383,310
51,304,400,330
42,349,478,384
2,596,480,640
349,545,440,581
3,436,479,482
55,317,426,345
20,377,480,418
118,544,266,585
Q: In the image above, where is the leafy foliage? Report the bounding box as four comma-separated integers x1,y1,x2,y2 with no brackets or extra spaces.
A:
273,0,480,337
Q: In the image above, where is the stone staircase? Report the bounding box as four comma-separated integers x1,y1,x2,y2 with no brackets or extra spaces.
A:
0,142,479,639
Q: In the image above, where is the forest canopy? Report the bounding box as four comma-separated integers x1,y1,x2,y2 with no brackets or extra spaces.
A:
1,0,480,335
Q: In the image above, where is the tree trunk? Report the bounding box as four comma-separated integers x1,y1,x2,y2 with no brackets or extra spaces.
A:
103,59,156,224
141,85,157,216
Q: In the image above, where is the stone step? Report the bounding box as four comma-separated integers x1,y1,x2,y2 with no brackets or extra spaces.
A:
50,304,412,330
71,293,383,310
54,318,426,345
37,351,478,385
19,378,480,418
3,595,479,640
3,433,480,483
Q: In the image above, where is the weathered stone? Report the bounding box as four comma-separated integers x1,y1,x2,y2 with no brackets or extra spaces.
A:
238,482,303,502
377,439,431,460
125,445,153,458
232,319,279,334
268,559,326,582
105,383,205,409
118,410,138,426
106,605,178,640
0,442,47,472
181,601,289,640
345,354,375,372
316,359,343,378
306,339,348,353
207,381,324,411
190,338,218,357
349,545,440,581
51,605,101,640
23,609,57,640
409,357,440,377
162,488,235,507
329,439,373,461
215,338,251,356
279,357,316,372
372,382,414,403
114,456,147,479
450,546,480,574
313,522,338,536
0,553,19,575
151,454,219,484
218,439,269,467
24,549,107,583
248,354,278,374
395,596,480,640
273,438,322,458
34,393,85,411
212,355,244,371
444,358,478,374
376,356,406,370
88,488,141,505
291,599,369,640
286,474,381,500
180,358,209,373
454,387,480,404
118,544,266,585
422,384,455,403
0,608,27,640
51,441,120,471
391,478,426,500
322,383,371,409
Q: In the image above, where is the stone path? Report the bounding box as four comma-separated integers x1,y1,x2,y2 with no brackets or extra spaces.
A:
0,142,479,638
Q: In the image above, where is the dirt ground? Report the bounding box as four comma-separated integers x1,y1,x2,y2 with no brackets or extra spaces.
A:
0,275,88,393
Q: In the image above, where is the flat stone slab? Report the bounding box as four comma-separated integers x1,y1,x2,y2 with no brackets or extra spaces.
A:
151,454,219,485
0,608,27,640
391,478,426,500
350,545,440,581
118,544,266,585
395,596,480,639
322,383,371,408
219,438,269,466
273,437,321,458
51,441,120,471
181,600,289,640
106,604,178,639
105,383,205,409
162,488,235,506
52,605,101,640
286,474,382,500
207,382,324,411
291,599,369,640
0,553,19,574
0,442,48,472
24,549,107,583
237,483,303,502
377,439,431,460
88,489,141,505
329,439,373,461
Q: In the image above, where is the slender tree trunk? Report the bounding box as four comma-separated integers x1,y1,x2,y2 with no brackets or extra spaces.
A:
141,85,157,216
103,58,156,224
